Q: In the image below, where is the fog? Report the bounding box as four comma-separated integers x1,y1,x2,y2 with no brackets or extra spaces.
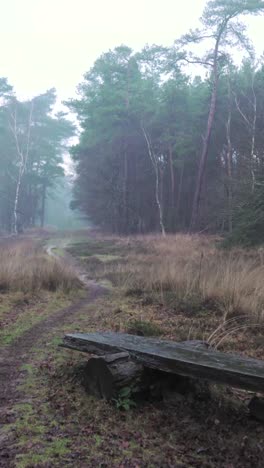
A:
45,179,91,230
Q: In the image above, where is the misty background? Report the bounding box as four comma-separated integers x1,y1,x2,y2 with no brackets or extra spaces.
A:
1,0,264,234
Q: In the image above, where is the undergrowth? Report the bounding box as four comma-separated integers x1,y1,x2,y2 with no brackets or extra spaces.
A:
2,233,264,467
0,238,81,293
68,234,264,322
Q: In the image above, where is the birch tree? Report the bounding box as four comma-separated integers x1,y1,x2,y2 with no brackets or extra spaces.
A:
234,60,258,191
8,100,33,234
141,125,166,236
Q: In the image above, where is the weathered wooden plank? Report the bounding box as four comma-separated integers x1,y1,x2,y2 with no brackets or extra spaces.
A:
62,332,264,392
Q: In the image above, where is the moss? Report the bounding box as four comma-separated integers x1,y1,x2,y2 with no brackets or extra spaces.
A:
66,238,133,259
67,239,118,257
94,254,122,263
15,438,71,468
50,247,65,257
0,290,81,346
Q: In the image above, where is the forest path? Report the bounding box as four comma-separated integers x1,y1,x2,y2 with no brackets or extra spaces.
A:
0,235,106,466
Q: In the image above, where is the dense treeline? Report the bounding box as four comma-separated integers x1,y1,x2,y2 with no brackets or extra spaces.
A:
0,85,73,233
69,0,264,241
1,0,264,242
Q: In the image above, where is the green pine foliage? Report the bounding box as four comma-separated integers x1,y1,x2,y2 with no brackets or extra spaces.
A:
1,0,264,242
225,183,264,246
67,46,264,239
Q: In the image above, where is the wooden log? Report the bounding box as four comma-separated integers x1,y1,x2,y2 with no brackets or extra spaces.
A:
82,354,207,401
62,332,264,392
62,338,211,400
82,352,144,400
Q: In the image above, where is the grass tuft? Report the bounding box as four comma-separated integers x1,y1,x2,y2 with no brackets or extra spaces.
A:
126,319,163,336
0,239,81,293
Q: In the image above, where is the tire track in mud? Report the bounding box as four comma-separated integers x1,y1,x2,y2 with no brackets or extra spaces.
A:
0,238,106,466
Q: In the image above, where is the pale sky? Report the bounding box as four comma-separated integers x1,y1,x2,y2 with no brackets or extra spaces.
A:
0,0,263,105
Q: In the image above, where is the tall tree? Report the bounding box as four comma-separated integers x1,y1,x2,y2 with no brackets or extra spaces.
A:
176,0,264,230
68,31,264,240
0,87,74,232
8,98,34,233
0,79,14,231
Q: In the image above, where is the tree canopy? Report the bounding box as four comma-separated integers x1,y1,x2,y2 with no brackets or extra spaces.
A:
68,45,264,239
0,86,74,233
1,0,264,244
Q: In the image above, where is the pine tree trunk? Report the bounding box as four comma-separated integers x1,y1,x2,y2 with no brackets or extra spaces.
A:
250,76,257,192
40,183,46,228
169,145,175,229
123,149,128,234
226,74,233,234
189,29,223,232
176,163,184,223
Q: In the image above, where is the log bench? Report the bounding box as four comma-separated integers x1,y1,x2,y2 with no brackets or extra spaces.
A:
61,332,264,418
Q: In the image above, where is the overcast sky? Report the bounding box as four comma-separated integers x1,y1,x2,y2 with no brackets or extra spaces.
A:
0,0,263,104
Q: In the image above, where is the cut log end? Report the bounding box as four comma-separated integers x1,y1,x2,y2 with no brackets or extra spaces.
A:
248,396,264,423
82,352,144,400
83,357,114,400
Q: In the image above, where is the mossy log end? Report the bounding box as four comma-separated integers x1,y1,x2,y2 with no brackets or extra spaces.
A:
248,396,264,422
82,352,145,399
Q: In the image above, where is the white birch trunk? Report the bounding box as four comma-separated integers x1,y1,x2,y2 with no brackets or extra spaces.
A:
141,125,166,236
234,68,257,192
9,102,33,234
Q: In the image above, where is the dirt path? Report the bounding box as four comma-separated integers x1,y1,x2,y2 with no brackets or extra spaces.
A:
0,239,106,466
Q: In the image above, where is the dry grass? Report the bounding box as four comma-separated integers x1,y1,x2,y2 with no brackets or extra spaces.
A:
2,234,263,468
0,238,81,293
100,234,264,321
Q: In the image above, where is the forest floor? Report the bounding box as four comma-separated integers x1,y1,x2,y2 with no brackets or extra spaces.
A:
0,231,264,467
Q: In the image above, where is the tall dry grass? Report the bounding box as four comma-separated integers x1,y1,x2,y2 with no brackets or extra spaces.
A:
105,234,264,320
0,239,80,293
